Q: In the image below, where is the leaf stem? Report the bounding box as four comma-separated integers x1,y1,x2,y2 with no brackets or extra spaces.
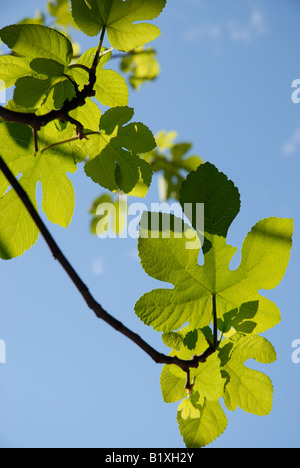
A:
68,64,91,74
91,27,107,72
40,131,98,153
212,293,218,350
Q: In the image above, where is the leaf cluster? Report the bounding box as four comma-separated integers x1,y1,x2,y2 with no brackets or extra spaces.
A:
135,162,293,447
0,0,166,258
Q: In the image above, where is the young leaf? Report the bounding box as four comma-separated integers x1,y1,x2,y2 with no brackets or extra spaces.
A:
160,364,187,404
71,0,166,51
84,106,155,193
135,215,210,332
69,47,128,108
0,56,32,89
177,399,228,448
30,58,66,78
135,163,293,335
142,131,203,201
13,74,76,110
0,24,73,66
0,122,76,259
48,0,76,28
161,329,225,404
220,334,277,416
121,47,160,89
13,77,52,109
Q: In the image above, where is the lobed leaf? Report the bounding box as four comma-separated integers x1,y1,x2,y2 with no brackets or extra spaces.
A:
135,163,293,335
84,106,155,193
48,0,76,28
71,0,166,51
220,334,277,416
177,400,228,448
143,131,203,202
69,47,128,108
121,47,160,89
161,329,225,404
0,122,76,259
0,56,32,90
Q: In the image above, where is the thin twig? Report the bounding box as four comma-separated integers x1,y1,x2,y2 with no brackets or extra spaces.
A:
212,293,218,349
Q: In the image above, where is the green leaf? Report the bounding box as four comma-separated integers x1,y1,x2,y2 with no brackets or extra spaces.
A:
135,213,205,332
0,24,73,66
177,399,228,448
0,56,32,89
48,0,76,28
220,334,277,416
180,161,240,239
69,47,128,108
13,77,53,109
71,0,166,51
135,163,293,335
13,75,75,110
162,332,183,351
160,365,187,404
18,11,45,26
30,58,66,78
121,47,160,89
94,69,129,108
84,106,155,193
160,329,225,404
0,122,76,259
143,131,203,201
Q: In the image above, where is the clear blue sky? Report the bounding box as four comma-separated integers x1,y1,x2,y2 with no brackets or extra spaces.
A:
0,0,299,448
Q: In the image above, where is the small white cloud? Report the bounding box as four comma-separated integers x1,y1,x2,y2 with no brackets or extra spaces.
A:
227,9,266,44
183,24,222,43
92,257,105,276
281,128,300,157
183,5,266,46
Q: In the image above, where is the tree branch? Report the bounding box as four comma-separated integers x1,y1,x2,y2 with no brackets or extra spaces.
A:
0,155,216,374
0,77,95,130
0,31,108,134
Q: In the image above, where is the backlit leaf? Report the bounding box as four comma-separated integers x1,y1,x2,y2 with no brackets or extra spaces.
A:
135,163,293,335
0,122,76,259
71,0,166,51
84,106,155,193
0,24,73,66
220,334,277,416
178,399,228,448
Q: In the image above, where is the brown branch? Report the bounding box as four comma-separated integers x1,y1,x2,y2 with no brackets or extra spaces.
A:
0,154,216,374
0,78,95,130
0,28,106,135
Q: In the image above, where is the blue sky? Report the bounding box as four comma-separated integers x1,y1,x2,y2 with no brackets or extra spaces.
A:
0,0,300,448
